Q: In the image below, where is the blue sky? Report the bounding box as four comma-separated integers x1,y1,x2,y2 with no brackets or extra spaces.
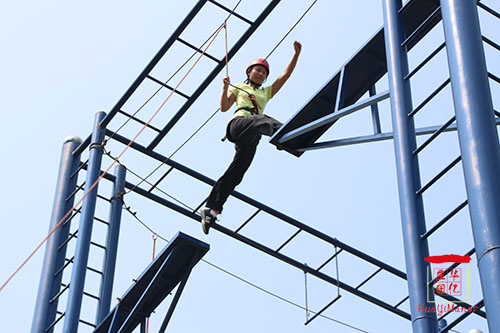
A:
1,0,498,332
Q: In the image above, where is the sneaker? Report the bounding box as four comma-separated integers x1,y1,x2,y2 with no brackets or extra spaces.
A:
201,208,216,235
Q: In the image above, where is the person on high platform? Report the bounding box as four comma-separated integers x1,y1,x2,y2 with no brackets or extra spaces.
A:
200,41,302,234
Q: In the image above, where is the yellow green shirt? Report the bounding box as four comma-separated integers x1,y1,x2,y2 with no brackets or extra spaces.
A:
229,83,273,118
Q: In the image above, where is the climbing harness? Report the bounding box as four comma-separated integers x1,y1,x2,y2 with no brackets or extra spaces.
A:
1,0,320,293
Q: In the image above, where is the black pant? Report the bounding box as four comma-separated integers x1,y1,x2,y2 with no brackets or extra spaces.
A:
206,114,282,212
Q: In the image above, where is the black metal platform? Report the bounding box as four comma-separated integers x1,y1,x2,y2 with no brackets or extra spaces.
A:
94,232,209,333
269,0,441,156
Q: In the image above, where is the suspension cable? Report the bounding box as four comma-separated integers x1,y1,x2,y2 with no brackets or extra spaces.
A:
121,0,320,200
121,201,371,333
104,0,244,148
0,18,226,294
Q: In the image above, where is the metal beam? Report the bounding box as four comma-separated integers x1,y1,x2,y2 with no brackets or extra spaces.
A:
278,90,390,144
96,165,127,325
441,0,500,331
383,0,438,331
296,119,500,151
32,136,82,333
147,0,282,151
105,129,408,281
64,112,106,332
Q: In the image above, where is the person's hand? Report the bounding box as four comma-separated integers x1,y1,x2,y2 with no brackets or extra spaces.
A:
222,75,230,88
293,41,302,55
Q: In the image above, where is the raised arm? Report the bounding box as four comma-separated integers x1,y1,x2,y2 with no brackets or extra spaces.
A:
271,41,302,97
220,75,236,112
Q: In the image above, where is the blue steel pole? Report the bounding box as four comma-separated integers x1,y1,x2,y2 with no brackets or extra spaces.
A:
382,0,438,332
440,1,500,331
31,136,82,333
96,164,126,325
63,111,106,332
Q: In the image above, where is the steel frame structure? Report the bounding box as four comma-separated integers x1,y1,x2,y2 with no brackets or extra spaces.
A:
32,0,500,332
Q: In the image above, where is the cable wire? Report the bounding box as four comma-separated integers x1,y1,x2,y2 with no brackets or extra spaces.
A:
265,0,318,60
0,14,226,294
104,0,243,148
121,202,371,333
120,0,320,201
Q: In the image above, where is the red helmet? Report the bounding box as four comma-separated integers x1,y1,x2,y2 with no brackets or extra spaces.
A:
246,58,270,76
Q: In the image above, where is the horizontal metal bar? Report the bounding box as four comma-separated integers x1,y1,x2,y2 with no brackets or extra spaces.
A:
98,0,210,129
489,72,500,85
55,255,75,277
94,160,411,320
405,42,446,80
275,229,302,253
207,0,253,24
416,155,461,195
53,311,97,328
413,116,456,155
304,295,342,326
58,229,78,251
401,6,441,48
146,75,191,100
279,90,390,144
408,78,450,117
66,181,85,202
394,296,409,309
429,248,475,287
117,109,162,133
176,37,220,63
94,216,109,226
483,35,500,52
235,209,261,233
62,207,81,227
440,299,484,332
87,265,103,276
71,159,88,179
46,311,65,331
61,283,100,303
147,0,281,151
148,166,175,193
298,118,500,151
73,134,91,157
478,1,500,20
60,257,103,276
50,282,70,304
316,248,344,272
355,268,383,290
97,194,111,203
421,199,468,240
90,241,106,250
106,129,408,280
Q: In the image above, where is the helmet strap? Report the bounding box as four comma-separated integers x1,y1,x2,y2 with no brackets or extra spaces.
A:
247,77,262,88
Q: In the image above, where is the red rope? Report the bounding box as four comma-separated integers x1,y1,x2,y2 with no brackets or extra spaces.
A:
146,234,158,332
0,23,226,294
224,22,229,76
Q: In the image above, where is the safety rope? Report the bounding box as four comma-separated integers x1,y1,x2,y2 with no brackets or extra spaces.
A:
1,0,319,294
0,18,226,294
103,0,243,148
123,0,320,200
146,233,157,333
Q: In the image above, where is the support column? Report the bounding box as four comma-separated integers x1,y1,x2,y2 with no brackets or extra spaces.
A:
96,165,127,325
382,0,438,332
64,111,106,332
440,1,500,331
31,136,82,333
